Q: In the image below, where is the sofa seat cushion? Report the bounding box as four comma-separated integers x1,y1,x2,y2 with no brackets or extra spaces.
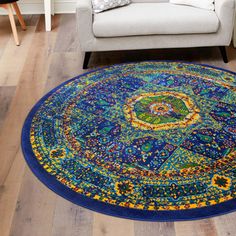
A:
93,3,219,37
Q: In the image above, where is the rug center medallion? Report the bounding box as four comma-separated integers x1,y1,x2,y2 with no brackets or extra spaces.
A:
124,91,200,130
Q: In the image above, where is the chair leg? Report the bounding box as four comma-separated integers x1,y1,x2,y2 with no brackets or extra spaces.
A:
83,52,91,69
12,2,26,31
219,46,228,63
6,4,20,46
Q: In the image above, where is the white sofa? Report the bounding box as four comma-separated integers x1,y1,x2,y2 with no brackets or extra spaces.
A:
76,0,235,69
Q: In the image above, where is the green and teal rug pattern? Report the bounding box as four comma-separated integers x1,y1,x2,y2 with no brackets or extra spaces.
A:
22,62,236,221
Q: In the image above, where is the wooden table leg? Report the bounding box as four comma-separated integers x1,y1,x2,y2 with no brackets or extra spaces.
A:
44,0,51,31
6,4,20,46
12,2,26,31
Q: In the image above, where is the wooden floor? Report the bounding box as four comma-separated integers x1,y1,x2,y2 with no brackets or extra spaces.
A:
0,14,236,236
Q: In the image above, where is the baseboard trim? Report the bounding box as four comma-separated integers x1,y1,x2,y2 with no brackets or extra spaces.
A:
0,1,76,15
55,1,76,13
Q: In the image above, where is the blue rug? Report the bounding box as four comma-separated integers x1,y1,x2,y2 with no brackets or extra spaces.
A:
22,61,236,221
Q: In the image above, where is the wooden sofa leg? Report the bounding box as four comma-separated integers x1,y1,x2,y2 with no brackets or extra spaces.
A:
219,46,228,63
83,52,91,69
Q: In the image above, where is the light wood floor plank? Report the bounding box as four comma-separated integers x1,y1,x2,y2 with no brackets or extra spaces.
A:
4,14,61,236
134,222,176,236
51,199,94,236
93,213,134,236
46,52,84,92
0,16,58,186
174,219,218,236
227,45,236,71
0,86,16,129
0,150,26,236
9,167,57,236
213,214,236,236
0,26,36,86
54,14,79,53
16,14,39,27
0,16,11,59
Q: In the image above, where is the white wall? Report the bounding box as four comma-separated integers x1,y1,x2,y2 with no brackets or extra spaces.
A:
0,0,77,14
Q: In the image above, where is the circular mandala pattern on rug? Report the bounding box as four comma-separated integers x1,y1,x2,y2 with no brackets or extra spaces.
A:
22,62,236,221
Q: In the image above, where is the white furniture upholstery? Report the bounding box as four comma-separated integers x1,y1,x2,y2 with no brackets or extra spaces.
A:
93,4,219,37
170,0,215,11
76,0,236,68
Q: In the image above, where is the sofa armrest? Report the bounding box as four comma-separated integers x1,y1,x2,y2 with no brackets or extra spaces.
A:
76,0,94,51
215,0,235,14
215,0,235,45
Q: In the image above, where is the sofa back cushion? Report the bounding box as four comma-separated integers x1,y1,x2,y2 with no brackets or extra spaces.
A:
132,0,168,3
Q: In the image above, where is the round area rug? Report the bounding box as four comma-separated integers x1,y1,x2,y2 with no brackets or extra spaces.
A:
22,61,236,221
